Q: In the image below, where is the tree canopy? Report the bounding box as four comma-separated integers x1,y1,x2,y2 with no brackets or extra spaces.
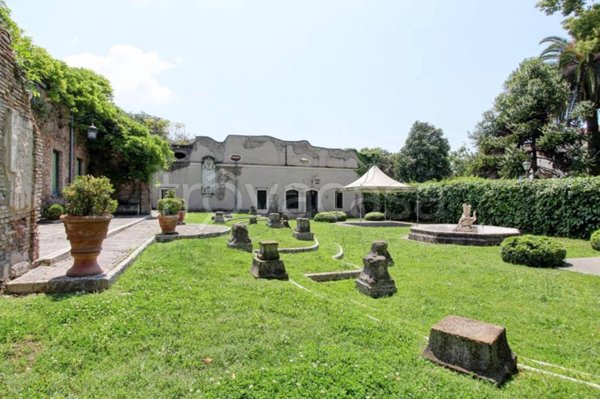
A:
396,121,451,183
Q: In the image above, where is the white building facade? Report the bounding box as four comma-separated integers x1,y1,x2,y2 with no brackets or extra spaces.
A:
152,135,361,216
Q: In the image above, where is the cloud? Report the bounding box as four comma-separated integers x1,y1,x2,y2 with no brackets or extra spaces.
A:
64,44,180,110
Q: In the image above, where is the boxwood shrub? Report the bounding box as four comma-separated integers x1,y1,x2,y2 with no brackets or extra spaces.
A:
365,212,385,221
379,177,600,239
591,230,600,251
314,211,347,223
42,203,64,220
500,235,567,268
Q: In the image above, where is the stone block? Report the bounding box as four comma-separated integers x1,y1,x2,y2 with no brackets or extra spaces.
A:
214,211,225,224
227,223,253,252
293,218,314,240
293,231,314,241
367,240,394,267
251,241,288,280
249,216,257,225
422,315,518,385
267,213,284,228
355,254,396,298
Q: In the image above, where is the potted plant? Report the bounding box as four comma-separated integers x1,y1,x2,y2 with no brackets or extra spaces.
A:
61,175,118,277
158,197,183,234
177,199,187,225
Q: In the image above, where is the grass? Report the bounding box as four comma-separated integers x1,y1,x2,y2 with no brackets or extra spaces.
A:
0,213,599,398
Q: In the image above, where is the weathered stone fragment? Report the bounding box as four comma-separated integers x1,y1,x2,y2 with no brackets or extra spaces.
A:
367,240,393,267
267,213,284,228
227,223,252,252
249,206,257,215
281,214,290,228
422,315,518,386
251,241,288,280
249,216,257,224
355,254,396,298
293,218,314,241
214,211,225,224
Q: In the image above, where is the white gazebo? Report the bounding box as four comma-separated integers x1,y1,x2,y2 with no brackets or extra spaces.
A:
341,165,416,221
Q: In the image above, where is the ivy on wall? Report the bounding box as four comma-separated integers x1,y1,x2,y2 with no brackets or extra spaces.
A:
0,3,172,184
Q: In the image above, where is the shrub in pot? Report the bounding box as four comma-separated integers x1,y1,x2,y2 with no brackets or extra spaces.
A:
158,197,183,234
591,230,600,251
177,199,187,225
500,235,566,268
61,176,118,277
365,212,385,221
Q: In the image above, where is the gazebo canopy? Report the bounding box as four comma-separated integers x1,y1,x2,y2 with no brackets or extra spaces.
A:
342,165,416,193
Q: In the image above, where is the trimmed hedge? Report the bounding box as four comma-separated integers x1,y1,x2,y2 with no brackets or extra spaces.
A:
591,230,600,251
376,177,600,239
501,235,567,268
314,211,347,223
365,212,385,221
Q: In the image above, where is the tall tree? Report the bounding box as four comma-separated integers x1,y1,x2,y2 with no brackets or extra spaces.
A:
471,59,574,178
396,121,451,182
538,1,600,173
356,147,397,176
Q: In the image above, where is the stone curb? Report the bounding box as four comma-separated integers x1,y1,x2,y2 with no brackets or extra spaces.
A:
304,269,361,282
332,243,344,260
155,227,230,243
336,221,413,228
34,215,152,267
6,235,156,295
279,236,319,254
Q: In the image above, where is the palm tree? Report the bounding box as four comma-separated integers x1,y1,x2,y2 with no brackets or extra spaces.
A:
540,36,600,175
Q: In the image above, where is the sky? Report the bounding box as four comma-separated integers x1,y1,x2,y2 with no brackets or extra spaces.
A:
9,0,566,152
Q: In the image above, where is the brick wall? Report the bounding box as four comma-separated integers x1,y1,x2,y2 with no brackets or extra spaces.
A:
33,94,90,206
0,28,42,282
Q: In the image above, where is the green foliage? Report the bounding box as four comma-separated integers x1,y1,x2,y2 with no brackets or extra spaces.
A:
0,4,173,183
314,211,347,223
164,189,176,199
62,175,118,217
472,59,572,178
356,147,397,177
157,198,183,216
42,203,64,220
591,230,600,251
501,235,567,267
396,121,451,183
449,145,475,177
128,111,171,139
388,177,600,239
365,212,385,221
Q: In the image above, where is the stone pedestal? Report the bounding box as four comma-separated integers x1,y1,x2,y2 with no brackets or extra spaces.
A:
249,206,257,215
214,212,226,224
249,216,257,225
227,223,253,252
368,240,394,267
423,316,518,385
293,218,314,241
251,241,288,280
356,254,396,298
282,215,290,228
267,213,284,228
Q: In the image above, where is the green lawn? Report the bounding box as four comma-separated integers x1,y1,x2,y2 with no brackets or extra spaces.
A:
1,214,599,398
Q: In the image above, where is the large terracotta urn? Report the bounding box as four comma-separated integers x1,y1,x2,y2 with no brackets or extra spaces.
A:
177,210,186,225
158,214,179,234
61,215,112,277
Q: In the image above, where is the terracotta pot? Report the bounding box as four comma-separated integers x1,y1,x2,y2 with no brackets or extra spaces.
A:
158,214,179,234
61,215,112,277
177,210,186,225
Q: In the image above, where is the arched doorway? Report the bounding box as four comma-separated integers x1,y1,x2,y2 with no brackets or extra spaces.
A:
306,190,318,217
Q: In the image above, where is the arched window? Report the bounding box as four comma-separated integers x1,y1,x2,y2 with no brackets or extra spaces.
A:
286,190,299,210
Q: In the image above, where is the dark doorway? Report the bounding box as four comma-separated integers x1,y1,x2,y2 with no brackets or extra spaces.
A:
306,190,318,217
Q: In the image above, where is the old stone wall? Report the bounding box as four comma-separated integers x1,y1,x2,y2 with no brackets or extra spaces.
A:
0,28,42,281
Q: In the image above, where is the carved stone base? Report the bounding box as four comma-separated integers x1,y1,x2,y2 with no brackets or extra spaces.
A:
355,254,396,298
249,216,257,224
267,213,284,228
454,225,477,233
251,258,288,280
214,212,225,224
293,231,314,241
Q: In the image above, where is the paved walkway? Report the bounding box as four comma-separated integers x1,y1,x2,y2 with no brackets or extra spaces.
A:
6,220,229,295
561,257,600,276
38,216,147,262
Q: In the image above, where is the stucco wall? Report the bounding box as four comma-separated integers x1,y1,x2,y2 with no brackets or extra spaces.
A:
153,135,361,215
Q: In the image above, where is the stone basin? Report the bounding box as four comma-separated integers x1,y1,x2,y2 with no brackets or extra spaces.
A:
408,224,520,246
